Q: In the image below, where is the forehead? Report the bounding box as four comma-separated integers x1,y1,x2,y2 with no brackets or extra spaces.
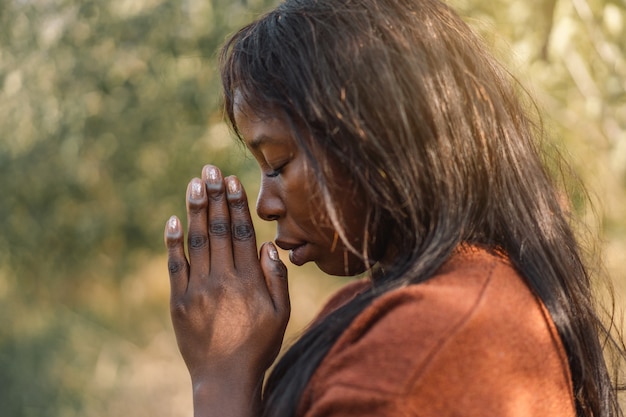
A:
233,93,295,149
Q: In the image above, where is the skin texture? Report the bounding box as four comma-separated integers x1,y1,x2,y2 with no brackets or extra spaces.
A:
164,104,372,416
168,0,624,415
233,98,370,276
164,168,290,417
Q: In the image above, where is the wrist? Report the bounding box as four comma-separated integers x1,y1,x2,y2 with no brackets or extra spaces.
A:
191,374,263,417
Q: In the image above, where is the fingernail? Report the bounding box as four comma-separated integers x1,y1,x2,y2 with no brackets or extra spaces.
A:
190,179,204,199
205,165,220,184
268,242,279,261
167,216,180,236
227,177,241,195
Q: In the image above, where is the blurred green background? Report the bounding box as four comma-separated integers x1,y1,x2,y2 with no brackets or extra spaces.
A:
0,0,624,415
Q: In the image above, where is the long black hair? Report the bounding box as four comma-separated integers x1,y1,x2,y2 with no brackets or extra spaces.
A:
220,0,625,415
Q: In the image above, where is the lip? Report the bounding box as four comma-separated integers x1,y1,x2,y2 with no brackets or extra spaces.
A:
275,238,309,266
274,238,304,251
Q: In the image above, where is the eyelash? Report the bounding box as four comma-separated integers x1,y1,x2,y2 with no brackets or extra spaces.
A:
265,162,287,178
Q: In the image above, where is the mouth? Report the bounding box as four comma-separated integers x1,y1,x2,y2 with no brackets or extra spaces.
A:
275,239,308,266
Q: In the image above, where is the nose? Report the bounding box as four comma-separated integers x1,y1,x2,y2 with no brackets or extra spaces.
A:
256,179,284,221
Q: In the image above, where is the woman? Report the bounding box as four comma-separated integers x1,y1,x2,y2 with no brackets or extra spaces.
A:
164,0,625,416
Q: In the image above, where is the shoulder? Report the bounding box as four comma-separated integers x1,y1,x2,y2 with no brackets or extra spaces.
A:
312,278,372,325
298,247,575,417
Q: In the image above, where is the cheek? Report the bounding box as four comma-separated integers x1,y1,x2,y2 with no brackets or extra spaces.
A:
284,166,331,228
332,177,369,240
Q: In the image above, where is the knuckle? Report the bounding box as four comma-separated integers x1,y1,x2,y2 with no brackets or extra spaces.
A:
168,259,185,275
171,291,212,319
229,197,247,210
188,233,208,250
232,223,254,241
187,198,206,212
207,190,225,202
171,300,189,318
209,220,230,237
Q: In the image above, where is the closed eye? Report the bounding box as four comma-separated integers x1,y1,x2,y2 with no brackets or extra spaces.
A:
265,161,288,178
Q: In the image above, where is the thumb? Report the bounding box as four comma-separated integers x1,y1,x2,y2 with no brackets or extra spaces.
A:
260,242,290,317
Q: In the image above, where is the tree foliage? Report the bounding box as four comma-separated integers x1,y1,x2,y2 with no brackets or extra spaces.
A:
455,0,626,226
0,0,275,415
0,0,271,295
0,0,624,415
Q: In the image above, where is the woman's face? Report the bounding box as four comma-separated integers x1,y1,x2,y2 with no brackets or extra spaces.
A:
234,97,369,276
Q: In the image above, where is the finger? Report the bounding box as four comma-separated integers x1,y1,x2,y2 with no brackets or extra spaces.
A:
186,178,210,282
202,165,234,272
260,242,290,316
224,176,259,272
164,215,190,299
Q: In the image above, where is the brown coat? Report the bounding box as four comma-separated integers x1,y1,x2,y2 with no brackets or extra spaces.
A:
297,247,575,416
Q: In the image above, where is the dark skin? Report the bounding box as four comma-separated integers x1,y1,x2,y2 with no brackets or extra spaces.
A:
164,103,369,416
165,169,290,417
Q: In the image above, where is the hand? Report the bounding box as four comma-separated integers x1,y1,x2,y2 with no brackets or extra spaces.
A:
164,165,290,417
